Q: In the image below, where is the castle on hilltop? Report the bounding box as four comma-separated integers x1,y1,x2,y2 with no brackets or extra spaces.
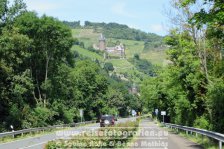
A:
95,34,125,59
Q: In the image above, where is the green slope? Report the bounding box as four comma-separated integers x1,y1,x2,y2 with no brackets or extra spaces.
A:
71,45,146,83
72,29,100,48
71,45,103,61
71,27,167,83
72,28,166,66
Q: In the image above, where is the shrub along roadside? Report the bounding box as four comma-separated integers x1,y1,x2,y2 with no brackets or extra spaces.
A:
45,120,140,148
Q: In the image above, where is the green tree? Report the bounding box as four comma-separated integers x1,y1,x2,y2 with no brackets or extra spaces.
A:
70,60,108,120
0,27,33,130
104,62,114,72
14,12,74,106
0,0,26,28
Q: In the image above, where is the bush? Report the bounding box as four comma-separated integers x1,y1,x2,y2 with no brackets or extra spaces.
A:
104,62,114,72
30,106,56,127
193,116,210,130
207,80,224,133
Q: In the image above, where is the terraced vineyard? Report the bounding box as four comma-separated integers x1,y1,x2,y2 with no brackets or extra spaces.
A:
72,28,167,66
71,28,167,83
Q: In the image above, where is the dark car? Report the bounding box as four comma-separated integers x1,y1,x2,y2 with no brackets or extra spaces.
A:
100,115,115,127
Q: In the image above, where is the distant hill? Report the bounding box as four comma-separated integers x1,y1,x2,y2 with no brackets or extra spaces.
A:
63,21,164,44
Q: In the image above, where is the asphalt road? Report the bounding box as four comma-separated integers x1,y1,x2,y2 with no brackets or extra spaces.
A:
0,117,202,149
0,117,135,149
130,118,203,149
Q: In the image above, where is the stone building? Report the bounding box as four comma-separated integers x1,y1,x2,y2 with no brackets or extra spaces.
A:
99,34,106,51
97,34,125,59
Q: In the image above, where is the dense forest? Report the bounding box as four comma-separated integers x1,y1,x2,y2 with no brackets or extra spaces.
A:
63,21,81,28
0,0,141,131
141,0,224,133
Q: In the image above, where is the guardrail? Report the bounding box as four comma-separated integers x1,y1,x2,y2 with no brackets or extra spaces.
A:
0,120,96,139
164,123,224,149
0,115,149,140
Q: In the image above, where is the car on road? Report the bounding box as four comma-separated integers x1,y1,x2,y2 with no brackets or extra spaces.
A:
100,115,115,127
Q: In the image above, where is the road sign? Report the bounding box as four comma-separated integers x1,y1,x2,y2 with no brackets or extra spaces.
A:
79,109,83,117
161,111,166,123
79,109,83,122
161,111,166,115
132,110,136,116
155,109,159,115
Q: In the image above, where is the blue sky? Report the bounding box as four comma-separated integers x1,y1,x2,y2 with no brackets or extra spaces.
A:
23,0,170,36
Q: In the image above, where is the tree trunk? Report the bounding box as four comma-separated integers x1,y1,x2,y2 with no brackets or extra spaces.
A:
36,76,42,99
43,52,51,107
45,54,50,82
203,38,209,82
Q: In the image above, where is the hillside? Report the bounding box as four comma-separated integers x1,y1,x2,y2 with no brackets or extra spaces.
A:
71,45,147,83
71,28,167,66
71,45,103,61
69,21,167,83
84,21,163,42
65,21,163,42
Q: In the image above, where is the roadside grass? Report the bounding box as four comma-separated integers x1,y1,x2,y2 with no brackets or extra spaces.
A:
178,132,223,149
125,118,144,148
159,124,224,149
45,120,140,149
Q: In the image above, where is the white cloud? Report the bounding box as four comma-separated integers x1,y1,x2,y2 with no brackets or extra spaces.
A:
149,24,164,33
111,2,136,18
24,1,60,13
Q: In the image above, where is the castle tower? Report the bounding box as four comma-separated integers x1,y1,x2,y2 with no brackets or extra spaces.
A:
119,44,125,59
99,34,106,50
